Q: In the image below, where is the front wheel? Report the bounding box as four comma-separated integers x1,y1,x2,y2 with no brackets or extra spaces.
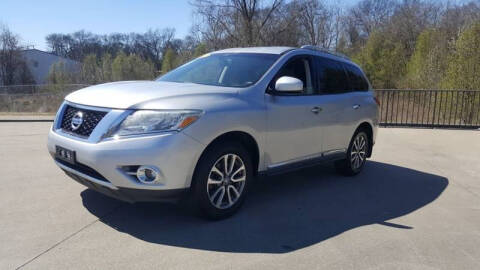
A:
335,131,369,176
192,142,252,220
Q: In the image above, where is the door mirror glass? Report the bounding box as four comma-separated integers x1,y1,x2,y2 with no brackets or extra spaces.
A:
275,76,304,92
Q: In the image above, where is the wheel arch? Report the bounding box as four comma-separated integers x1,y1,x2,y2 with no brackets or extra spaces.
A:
191,131,260,189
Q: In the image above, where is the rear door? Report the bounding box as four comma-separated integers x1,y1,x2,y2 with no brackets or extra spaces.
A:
313,56,357,153
341,62,373,138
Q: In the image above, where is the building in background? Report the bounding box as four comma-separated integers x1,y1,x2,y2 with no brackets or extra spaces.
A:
21,49,80,84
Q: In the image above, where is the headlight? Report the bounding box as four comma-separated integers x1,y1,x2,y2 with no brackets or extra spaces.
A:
105,110,202,138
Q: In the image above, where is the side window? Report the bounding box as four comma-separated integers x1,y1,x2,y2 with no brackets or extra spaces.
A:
315,56,349,94
273,56,314,94
344,64,369,91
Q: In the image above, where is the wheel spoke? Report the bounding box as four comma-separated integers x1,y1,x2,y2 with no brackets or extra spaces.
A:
231,175,245,182
211,185,223,199
207,177,222,185
227,155,236,175
215,186,225,207
231,165,245,179
211,166,224,179
223,155,229,175
359,138,365,149
229,185,240,198
227,186,233,205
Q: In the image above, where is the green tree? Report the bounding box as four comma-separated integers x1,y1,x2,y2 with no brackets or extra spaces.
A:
161,48,177,74
81,54,101,84
47,61,78,90
404,29,449,89
193,43,208,58
127,54,156,80
112,52,155,81
101,53,113,82
353,31,407,89
111,51,130,81
442,21,480,90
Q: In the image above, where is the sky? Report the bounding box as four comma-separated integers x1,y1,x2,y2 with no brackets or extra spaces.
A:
1,0,360,51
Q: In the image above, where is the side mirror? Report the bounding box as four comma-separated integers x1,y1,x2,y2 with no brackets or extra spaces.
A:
275,76,303,92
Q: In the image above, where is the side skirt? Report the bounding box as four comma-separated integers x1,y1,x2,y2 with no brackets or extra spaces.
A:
259,150,347,177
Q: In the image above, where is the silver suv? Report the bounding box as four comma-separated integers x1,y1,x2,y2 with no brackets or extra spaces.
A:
48,46,378,219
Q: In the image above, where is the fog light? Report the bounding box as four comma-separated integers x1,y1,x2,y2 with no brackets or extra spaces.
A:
136,165,161,184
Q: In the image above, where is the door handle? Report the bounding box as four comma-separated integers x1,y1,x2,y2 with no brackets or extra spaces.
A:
311,106,322,114
353,104,361,110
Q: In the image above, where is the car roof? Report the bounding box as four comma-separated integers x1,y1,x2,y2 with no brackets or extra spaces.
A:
211,46,295,55
210,46,358,67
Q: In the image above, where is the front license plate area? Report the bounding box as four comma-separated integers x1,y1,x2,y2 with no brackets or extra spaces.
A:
55,146,76,165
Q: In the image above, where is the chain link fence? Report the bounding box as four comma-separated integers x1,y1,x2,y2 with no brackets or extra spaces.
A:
0,84,89,113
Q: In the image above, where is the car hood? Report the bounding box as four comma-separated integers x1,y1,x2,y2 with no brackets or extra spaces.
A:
65,81,239,109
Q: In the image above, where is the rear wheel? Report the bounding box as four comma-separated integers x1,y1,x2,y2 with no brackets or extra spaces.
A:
335,130,369,176
192,142,252,220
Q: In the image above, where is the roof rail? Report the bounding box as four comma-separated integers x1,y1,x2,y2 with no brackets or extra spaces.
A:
300,45,350,60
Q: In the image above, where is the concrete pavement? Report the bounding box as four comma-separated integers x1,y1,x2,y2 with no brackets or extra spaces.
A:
0,123,479,269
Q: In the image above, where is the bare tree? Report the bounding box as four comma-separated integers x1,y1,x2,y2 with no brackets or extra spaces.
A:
191,0,298,48
297,0,342,49
0,25,34,85
46,28,177,69
350,0,397,36
342,0,396,51
387,0,443,57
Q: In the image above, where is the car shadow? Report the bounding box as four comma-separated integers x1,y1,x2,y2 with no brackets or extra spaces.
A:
80,161,448,253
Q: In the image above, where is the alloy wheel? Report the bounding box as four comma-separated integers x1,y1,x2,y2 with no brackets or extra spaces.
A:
350,133,367,170
207,154,246,209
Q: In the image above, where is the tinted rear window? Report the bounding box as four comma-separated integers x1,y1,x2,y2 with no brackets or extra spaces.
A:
315,56,349,94
343,64,369,91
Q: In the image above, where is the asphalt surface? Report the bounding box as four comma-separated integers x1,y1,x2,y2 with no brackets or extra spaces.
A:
1,123,479,269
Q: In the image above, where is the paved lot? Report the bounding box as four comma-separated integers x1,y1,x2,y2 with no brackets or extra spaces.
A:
1,123,479,270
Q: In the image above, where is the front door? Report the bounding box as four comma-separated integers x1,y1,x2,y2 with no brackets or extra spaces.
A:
265,55,323,167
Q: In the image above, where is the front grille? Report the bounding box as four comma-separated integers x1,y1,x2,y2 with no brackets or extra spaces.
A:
56,158,110,182
61,105,107,137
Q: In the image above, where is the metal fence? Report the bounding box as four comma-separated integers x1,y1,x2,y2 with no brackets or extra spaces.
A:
376,89,480,129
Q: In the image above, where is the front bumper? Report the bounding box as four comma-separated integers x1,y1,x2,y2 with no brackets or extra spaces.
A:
63,169,188,202
47,105,205,202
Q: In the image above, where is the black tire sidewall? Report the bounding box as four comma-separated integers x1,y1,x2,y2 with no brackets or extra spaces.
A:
192,142,253,220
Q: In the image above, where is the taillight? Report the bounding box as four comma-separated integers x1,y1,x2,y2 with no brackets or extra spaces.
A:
374,97,381,106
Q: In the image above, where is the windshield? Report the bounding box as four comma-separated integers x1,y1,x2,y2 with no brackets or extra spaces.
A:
157,53,279,87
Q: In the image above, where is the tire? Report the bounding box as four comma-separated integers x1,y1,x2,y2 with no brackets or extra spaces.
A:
335,130,369,176
192,141,253,220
